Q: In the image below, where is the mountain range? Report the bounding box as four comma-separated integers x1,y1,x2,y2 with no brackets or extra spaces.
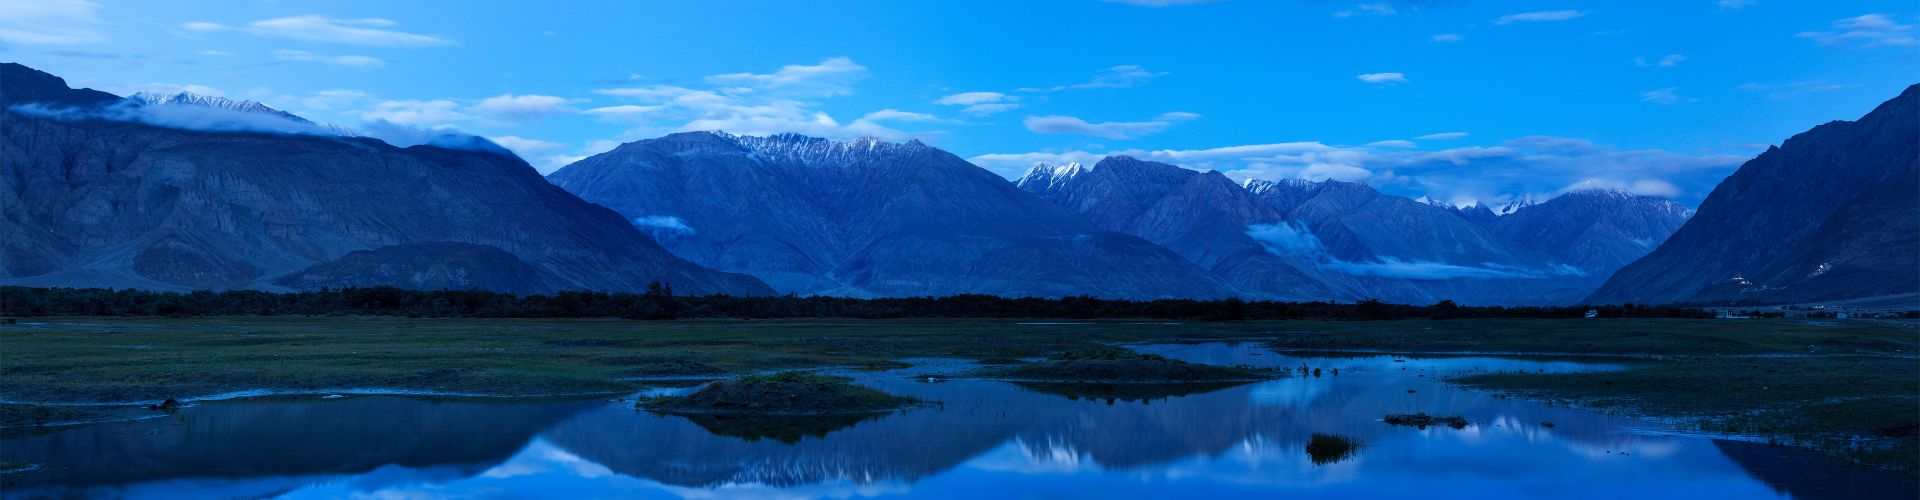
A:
546,132,1233,299
4,62,1911,306
1019,158,1693,305
0,62,769,296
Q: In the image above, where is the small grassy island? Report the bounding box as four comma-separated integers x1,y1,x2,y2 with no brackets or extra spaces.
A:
1383,413,1471,430
1306,433,1363,466
638,372,919,415
972,346,1274,383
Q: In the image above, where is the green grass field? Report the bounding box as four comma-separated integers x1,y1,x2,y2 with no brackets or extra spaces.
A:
3,316,1915,471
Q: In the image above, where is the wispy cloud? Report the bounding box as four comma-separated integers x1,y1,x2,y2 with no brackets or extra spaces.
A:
1356,72,1408,85
1493,10,1586,25
1798,13,1917,49
1431,33,1462,43
1022,112,1199,140
272,49,383,68
1416,132,1468,140
1334,3,1397,18
1019,65,1168,93
1717,0,1755,10
1634,54,1686,67
182,15,455,47
934,91,1020,116
487,135,575,173
1737,80,1859,99
469,94,579,120
702,57,870,97
0,0,106,44
360,99,470,126
586,57,933,142
1640,87,1692,105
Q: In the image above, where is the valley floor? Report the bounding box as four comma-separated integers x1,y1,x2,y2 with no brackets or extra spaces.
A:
2,316,1914,472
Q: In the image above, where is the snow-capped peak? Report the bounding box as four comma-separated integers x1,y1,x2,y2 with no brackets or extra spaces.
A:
129,91,314,124
1495,195,1540,216
1242,177,1318,195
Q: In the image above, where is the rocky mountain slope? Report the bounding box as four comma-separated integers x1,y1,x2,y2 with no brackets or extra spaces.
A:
1021,158,1693,305
0,62,770,296
547,132,1233,299
1588,84,1919,305
1016,157,1333,300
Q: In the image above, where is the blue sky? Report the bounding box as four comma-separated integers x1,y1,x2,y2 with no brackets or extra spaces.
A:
2,0,1914,207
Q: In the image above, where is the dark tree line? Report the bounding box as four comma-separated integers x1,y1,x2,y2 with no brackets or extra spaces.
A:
0,286,1713,320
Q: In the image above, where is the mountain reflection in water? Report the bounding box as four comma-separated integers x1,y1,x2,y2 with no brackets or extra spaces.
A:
2,343,1910,499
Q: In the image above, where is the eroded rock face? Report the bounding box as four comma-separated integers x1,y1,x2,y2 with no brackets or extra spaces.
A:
0,63,771,296
547,131,1234,299
1589,84,1920,306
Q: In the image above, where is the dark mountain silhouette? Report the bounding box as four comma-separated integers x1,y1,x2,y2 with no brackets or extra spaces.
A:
548,132,1234,299
1589,84,1919,305
0,62,770,296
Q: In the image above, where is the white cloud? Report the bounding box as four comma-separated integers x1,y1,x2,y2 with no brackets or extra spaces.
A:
1022,112,1198,140
1431,33,1463,43
1559,178,1681,198
1493,10,1586,25
1335,3,1398,18
934,91,1021,116
1415,132,1468,140
0,0,105,44
586,57,931,142
1798,14,1918,49
487,135,565,157
470,94,578,119
275,89,370,112
703,56,869,97
1718,0,1755,10
183,15,454,47
1356,72,1408,85
273,49,384,68
360,99,470,127
1640,87,1689,105
1635,54,1686,67
486,135,577,172
1367,139,1417,148
631,215,695,236
1020,65,1168,92
1737,80,1858,99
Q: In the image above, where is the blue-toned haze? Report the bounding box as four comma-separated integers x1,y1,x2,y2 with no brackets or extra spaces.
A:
2,0,1914,206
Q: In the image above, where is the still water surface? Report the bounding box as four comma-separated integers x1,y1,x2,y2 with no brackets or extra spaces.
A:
2,343,1911,499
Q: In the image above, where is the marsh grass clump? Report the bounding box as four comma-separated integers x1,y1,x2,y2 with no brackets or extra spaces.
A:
1384,413,1470,430
639,371,918,415
1305,433,1362,465
973,346,1274,383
